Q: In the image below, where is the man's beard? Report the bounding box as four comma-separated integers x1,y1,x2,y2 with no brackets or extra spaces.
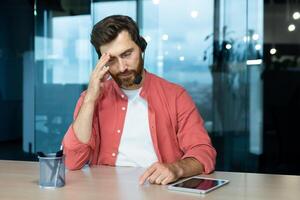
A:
111,56,143,88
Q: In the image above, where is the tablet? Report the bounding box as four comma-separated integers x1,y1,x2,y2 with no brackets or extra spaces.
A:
168,176,229,194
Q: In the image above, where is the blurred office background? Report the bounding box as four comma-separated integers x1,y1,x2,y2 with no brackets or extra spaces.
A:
0,0,299,175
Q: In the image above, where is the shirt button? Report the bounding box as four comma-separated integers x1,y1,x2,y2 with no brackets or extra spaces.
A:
122,107,126,111
121,95,125,98
112,153,116,157
117,129,121,133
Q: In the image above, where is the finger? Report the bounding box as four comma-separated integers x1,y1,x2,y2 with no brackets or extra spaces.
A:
98,65,110,80
154,174,168,185
161,175,176,185
148,170,162,184
161,176,171,185
94,64,110,81
139,167,156,185
139,164,157,185
93,57,110,77
95,53,110,72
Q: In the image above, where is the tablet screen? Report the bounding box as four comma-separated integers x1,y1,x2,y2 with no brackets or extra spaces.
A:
172,178,226,190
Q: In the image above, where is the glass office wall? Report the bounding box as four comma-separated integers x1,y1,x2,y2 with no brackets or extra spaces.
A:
262,0,300,174
31,0,92,153
214,0,263,171
141,0,214,126
141,0,263,171
25,0,263,172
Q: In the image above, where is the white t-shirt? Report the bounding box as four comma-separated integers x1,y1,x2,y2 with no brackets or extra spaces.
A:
115,88,158,167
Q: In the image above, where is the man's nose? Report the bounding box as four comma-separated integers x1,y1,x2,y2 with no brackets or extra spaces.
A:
118,59,128,72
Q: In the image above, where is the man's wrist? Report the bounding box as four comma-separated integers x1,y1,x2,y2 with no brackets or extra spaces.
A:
171,160,185,178
172,157,204,178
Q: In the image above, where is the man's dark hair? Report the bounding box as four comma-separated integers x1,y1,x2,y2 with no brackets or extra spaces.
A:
90,15,147,58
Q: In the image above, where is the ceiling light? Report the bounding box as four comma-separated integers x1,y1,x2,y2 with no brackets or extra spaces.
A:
190,11,198,18
293,11,300,20
255,44,261,50
225,44,232,49
288,24,296,32
152,0,160,5
162,34,169,41
252,34,259,40
247,59,262,65
270,48,277,55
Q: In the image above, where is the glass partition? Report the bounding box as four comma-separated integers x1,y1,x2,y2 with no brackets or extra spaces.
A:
34,1,92,152
32,0,92,153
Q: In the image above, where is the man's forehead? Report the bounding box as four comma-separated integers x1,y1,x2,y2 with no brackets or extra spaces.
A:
101,46,134,58
99,31,135,56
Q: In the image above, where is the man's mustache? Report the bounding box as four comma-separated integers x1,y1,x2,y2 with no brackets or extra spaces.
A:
117,70,136,77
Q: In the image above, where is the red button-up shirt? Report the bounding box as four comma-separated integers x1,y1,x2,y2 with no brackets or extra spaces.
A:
63,71,216,173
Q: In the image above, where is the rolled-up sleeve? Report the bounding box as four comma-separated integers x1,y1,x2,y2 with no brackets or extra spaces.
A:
176,89,217,174
62,92,98,170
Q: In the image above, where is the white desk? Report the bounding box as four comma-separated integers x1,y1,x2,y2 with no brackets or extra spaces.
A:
0,160,299,200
